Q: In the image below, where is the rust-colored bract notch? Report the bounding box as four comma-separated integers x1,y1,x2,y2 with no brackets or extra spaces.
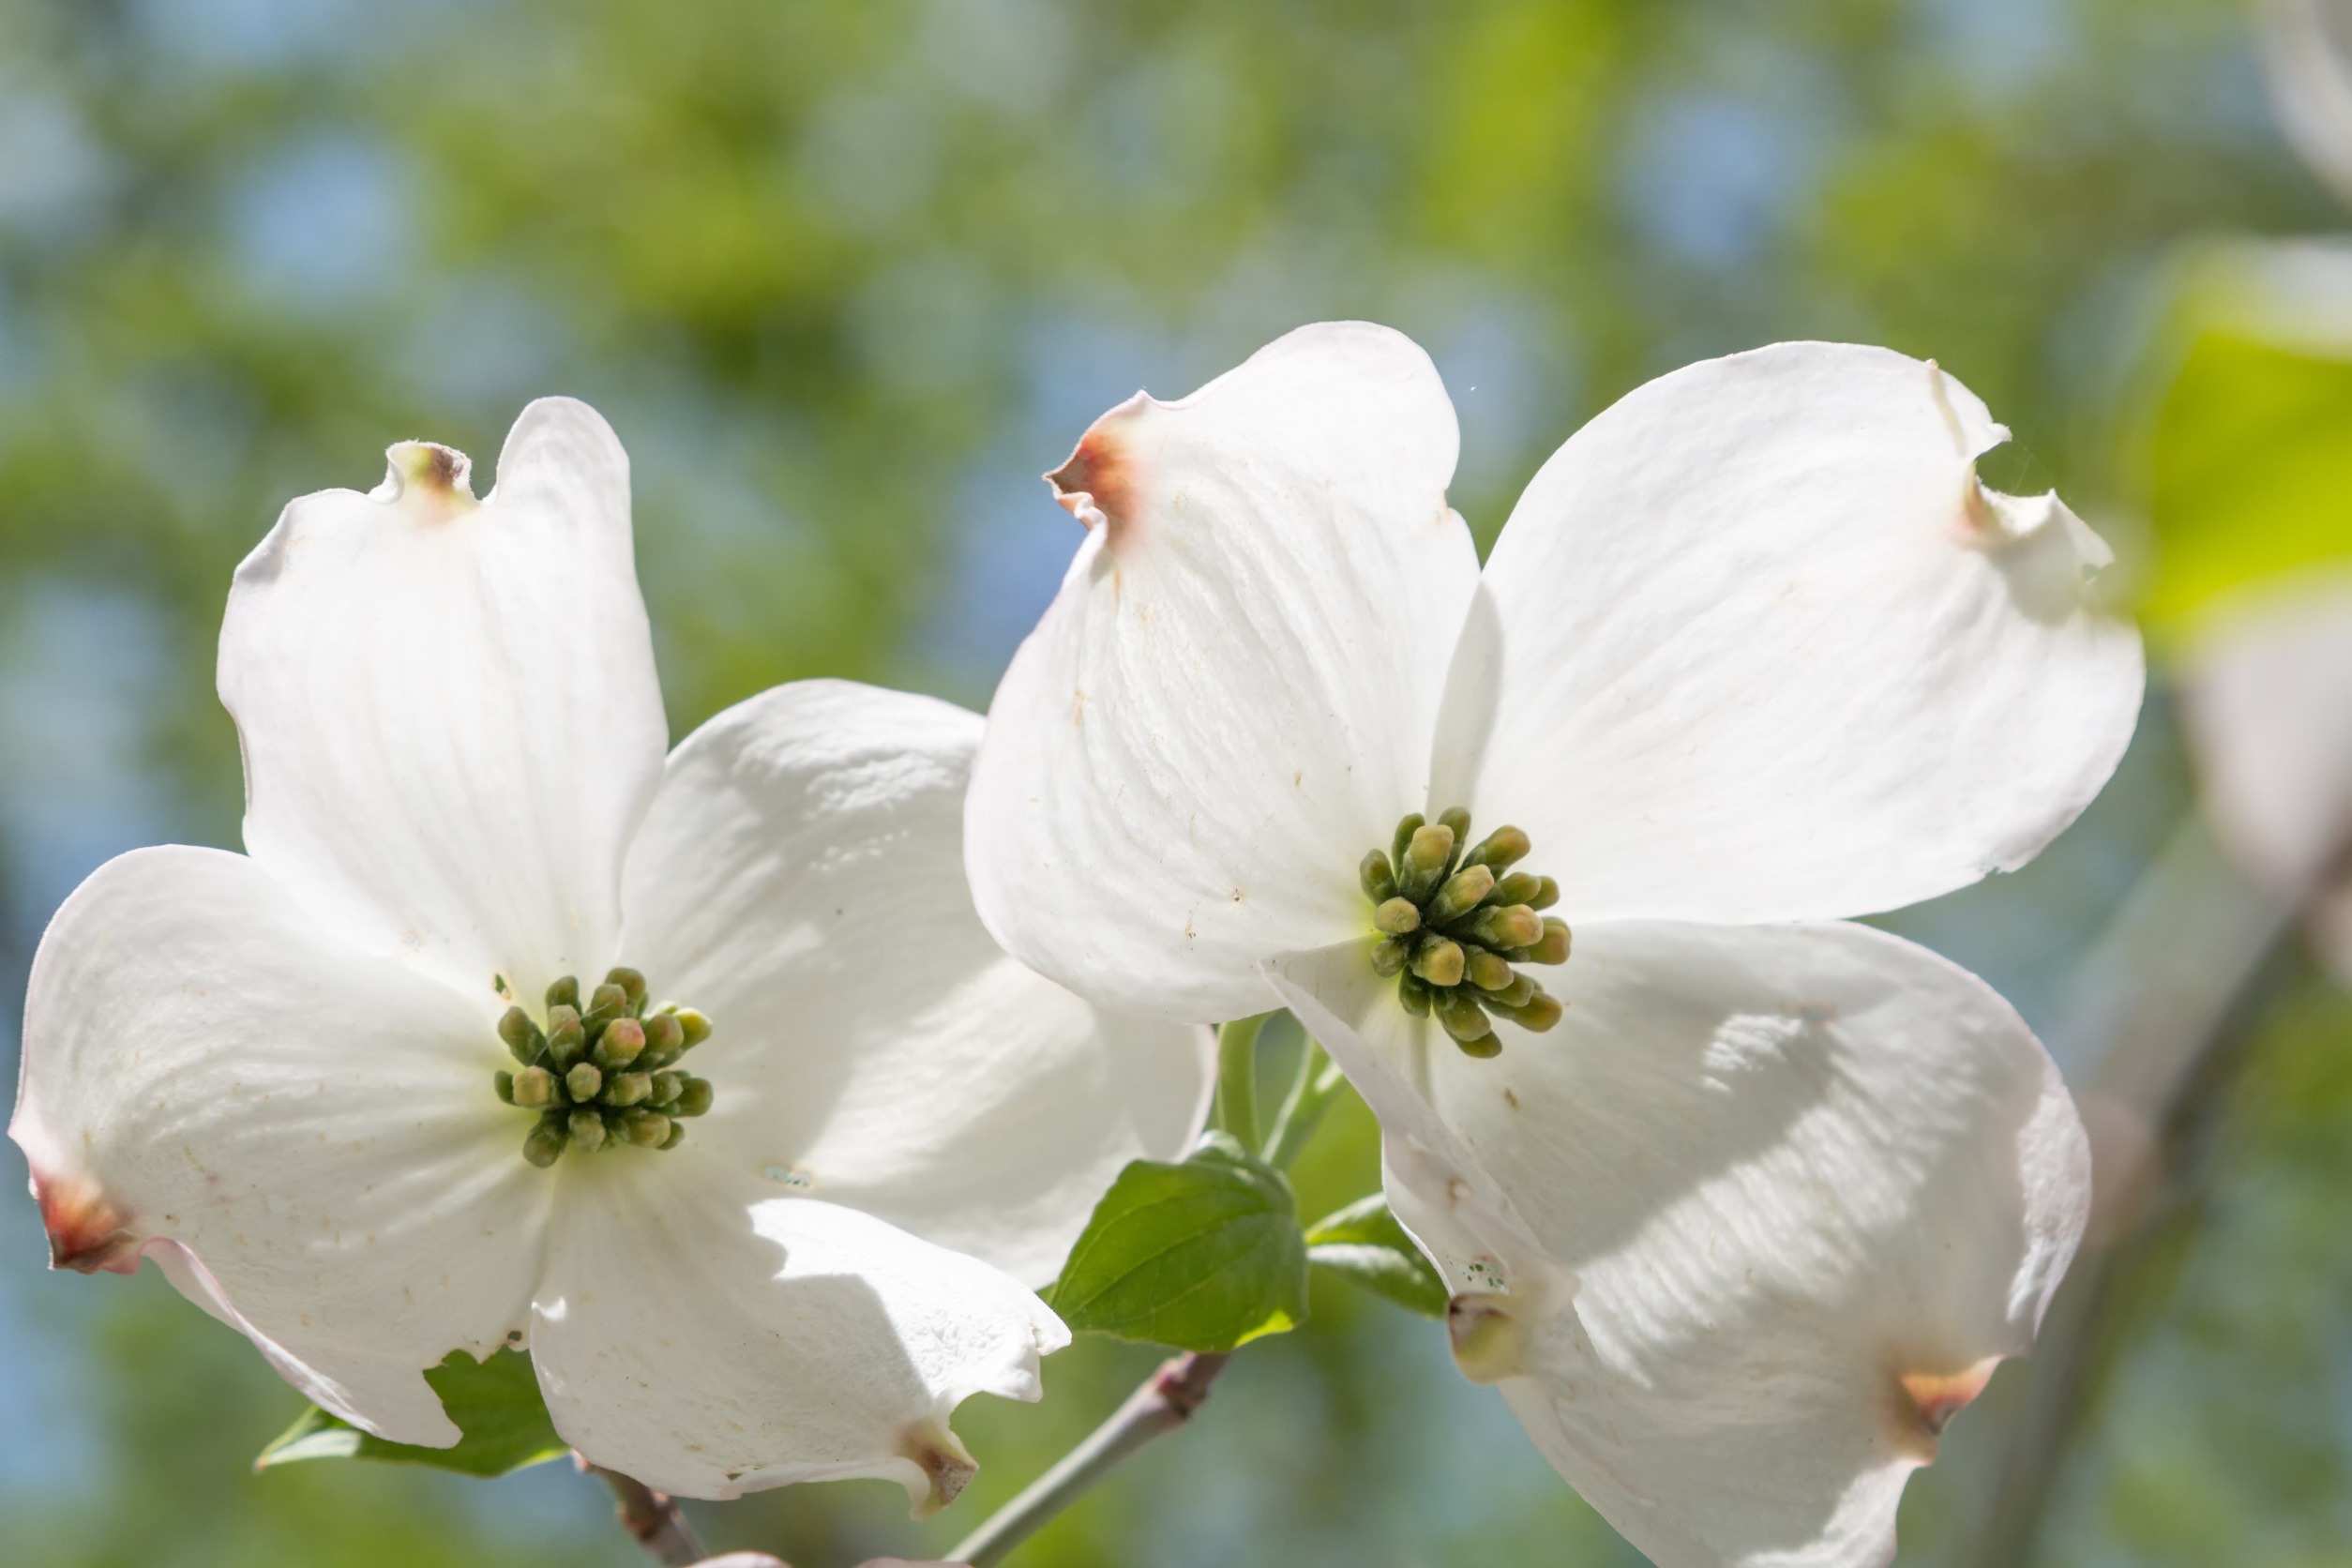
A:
34,1165,138,1274
384,440,479,520
1893,1357,1999,1457
900,1424,978,1518
1045,394,1151,552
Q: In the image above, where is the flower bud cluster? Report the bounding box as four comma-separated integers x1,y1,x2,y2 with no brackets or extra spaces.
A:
1360,808,1569,1057
492,967,715,1168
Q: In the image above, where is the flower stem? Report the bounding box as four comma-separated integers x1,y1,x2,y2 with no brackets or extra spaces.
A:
585,1458,705,1567
944,1351,1232,1568
1213,1014,1273,1151
1262,1037,1345,1170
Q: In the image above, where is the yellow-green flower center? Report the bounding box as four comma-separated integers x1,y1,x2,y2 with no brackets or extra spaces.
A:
1361,808,1570,1059
492,967,715,1168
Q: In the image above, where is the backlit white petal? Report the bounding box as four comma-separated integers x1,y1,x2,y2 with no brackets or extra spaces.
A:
219,398,667,1007
966,322,1479,1021
10,847,548,1447
2181,570,2352,984
619,681,1213,1287
1270,921,2088,1568
531,1154,1066,1506
1462,343,2141,925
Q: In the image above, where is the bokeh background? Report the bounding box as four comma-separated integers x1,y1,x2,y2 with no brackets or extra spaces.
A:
4,0,2351,1563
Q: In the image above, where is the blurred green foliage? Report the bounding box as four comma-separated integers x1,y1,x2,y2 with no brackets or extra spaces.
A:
2,0,2349,1565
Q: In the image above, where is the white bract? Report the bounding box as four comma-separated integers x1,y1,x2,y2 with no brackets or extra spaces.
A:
2182,571,2352,986
10,400,1211,1508
963,324,2144,1568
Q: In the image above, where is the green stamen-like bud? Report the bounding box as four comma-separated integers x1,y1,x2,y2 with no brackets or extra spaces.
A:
1464,825,1530,873
568,1109,609,1153
1410,938,1466,988
644,1011,684,1056
1427,864,1496,926
523,1116,567,1168
606,1072,652,1108
659,1122,686,1151
497,1006,544,1063
1492,990,1565,1033
1369,935,1411,977
1399,823,1455,900
512,1065,556,1108
1373,897,1423,935
1466,905,1542,951
1494,872,1542,907
622,1111,671,1148
544,1005,585,1068
493,1070,517,1105
605,966,648,1012
594,1017,646,1070
1454,1032,1503,1060
585,981,629,1025
565,1062,604,1102
1434,987,1493,1044
1390,813,1425,876
1397,972,1433,1018
1529,918,1571,966
546,975,580,1012
1437,807,1473,851
668,1007,713,1048
1527,876,1560,910
1487,972,1537,1009
1465,948,1515,992
651,1071,685,1107
1360,850,1398,903
672,1078,715,1118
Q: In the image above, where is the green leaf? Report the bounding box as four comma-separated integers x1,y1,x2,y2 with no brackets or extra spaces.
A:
2141,327,2352,643
1047,1131,1309,1352
255,1348,567,1479
1304,1194,1450,1319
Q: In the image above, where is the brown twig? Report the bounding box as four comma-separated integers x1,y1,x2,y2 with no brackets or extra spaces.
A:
583,1456,708,1567
943,1351,1233,1567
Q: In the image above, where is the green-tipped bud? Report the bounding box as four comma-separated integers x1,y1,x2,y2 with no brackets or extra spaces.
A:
1397,972,1432,1018
543,1005,585,1066
1360,850,1398,903
643,1011,684,1056
1464,825,1530,873
522,1117,567,1168
567,1109,608,1153
1428,864,1496,926
546,975,580,1012
1369,935,1411,977
1493,990,1564,1033
1527,875,1559,910
1466,948,1515,991
668,1007,713,1048
1390,813,1425,876
673,1078,715,1118
594,1017,645,1070
1400,823,1456,900
497,1006,544,1063
622,1111,671,1148
565,1062,604,1102
659,1121,686,1151
1373,897,1423,935
1529,918,1571,966
1437,807,1472,848
1435,988,1494,1044
511,1065,556,1109
493,1070,517,1105
1455,1031,1503,1060
1495,872,1543,907
606,1071,652,1108
1410,937,1466,988
1488,971,1537,1009
586,980,629,1020
1468,905,1542,951
604,966,647,1012
651,1071,686,1107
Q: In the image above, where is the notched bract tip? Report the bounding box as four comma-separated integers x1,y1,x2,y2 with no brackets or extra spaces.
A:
1045,393,1151,550
900,1423,978,1518
375,441,479,518
1893,1357,1999,1457
32,1164,139,1275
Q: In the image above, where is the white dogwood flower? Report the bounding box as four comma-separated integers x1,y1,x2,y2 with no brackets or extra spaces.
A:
11,400,1210,1509
963,324,2143,1567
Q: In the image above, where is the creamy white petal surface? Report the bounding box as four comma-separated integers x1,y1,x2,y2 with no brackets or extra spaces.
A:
1268,921,2088,1568
219,399,668,1006
965,322,1480,1022
1464,343,2142,926
2182,571,2352,983
620,680,1213,1287
2257,0,2352,208
10,847,549,1446
531,1154,1065,1505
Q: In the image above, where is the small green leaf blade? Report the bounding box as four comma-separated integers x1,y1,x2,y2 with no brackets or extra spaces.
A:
1047,1132,1309,1352
256,1347,567,1479
1305,1194,1449,1319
